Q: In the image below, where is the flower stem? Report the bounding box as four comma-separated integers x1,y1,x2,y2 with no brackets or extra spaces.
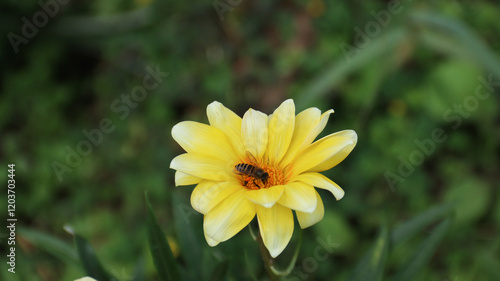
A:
257,234,279,281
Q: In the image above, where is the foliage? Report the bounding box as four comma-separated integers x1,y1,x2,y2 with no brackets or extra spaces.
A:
1,0,499,280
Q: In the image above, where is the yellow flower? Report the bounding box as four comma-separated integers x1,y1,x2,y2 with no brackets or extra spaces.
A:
170,99,357,257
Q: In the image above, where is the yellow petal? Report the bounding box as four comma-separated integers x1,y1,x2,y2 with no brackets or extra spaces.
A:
172,121,237,163
281,108,334,167
280,108,320,167
207,101,246,160
191,181,243,214
241,108,268,161
288,130,357,178
204,190,256,242
278,182,317,213
170,153,233,182
305,109,335,148
296,191,324,228
293,172,345,200
267,99,295,164
175,171,202,186
257,204,294,258
245,185,285,208
307,130,357,173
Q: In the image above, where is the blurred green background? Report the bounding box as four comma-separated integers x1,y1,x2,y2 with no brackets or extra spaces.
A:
1,0,499,280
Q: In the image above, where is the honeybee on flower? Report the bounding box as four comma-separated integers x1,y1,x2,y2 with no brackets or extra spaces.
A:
170,99,357,257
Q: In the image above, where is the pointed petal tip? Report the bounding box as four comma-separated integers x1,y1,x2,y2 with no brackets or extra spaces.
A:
171,124,179,138
348,130,358,144
169,157,181,170
171,121,189,138
205,233,220,247
268,247,283,258
206,101,224,114
339,129,358,149
278,99,296,114
208,100,222,106
257,204,293,259
330,182,345,201
335,190,345,201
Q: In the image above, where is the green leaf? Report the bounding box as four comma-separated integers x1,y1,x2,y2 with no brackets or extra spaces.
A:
349,226,389,281
74,234,117,281
172,190,202,281
296,27,406,108
410,11,500,81
18,227,79,266
351,60,392,130
392,218,451,281
146,193,183,281
390,203,454,247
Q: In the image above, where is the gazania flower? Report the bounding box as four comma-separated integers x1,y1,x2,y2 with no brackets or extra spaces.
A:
170,99,357,257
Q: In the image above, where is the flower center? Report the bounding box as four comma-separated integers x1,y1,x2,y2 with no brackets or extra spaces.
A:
242,164,285,190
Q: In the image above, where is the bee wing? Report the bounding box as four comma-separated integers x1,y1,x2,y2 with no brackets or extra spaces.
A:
245,151,259,165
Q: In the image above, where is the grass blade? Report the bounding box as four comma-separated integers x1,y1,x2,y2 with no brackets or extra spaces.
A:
146,193,183,281
349,225,389,281
392,218,451,281
74,234,117,281
296,27,406,108
410,11,500,80
172,190,202,281
390,203,454,247
18,227,79,266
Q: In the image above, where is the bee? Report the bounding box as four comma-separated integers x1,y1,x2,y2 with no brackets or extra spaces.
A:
234,152,269,187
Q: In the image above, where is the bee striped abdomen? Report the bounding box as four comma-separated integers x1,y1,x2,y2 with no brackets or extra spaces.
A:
235,163,254,175
234,163,269,187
